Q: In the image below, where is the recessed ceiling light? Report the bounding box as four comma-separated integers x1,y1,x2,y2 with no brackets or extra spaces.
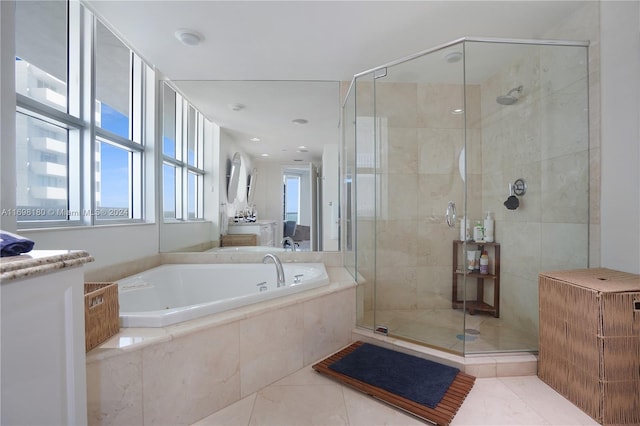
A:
174,29,202,46
452,108,464,115
250,137,260,142
228,103,245,111
443,51,463,63
260,153,270,157
292,118,308,125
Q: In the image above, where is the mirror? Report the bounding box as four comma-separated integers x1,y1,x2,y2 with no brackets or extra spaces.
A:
160,80,342,252
227,152,242,203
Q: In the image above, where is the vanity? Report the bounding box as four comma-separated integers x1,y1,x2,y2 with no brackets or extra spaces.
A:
1,250,94,425
227,220,277,247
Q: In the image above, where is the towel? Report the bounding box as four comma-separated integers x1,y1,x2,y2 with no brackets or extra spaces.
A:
0,230,35,257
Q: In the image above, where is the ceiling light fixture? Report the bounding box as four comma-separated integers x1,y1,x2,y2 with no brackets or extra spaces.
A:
250,137,260,142
174,29,203,46
452,108,464,114
292,118,308,125
260,153,270,157
228,103,245,111
443,51,463,63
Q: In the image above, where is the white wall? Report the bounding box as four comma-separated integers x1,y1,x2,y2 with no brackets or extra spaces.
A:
600,1,640,274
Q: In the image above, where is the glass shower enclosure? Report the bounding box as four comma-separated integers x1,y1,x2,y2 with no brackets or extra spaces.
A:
343,37,590,355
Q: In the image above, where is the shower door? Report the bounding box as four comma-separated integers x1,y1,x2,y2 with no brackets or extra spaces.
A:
351,37,590,355
364,42,469,354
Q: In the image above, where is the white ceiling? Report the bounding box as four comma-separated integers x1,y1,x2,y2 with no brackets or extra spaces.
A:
85,0,589,162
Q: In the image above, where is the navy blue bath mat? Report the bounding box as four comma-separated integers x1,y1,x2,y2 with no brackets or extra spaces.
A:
328,342,459,409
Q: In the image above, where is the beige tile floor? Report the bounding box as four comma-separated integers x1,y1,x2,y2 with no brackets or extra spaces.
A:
193,364,599,426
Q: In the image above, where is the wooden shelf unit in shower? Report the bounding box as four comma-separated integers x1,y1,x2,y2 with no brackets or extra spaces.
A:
451,240,500,318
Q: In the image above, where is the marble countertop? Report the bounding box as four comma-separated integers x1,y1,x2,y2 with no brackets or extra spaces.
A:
1,250,94,282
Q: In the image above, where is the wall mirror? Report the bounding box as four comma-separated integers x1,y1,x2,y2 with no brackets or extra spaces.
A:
160,80,341,252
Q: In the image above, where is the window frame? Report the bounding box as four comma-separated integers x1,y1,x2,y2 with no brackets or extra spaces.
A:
15,2,151,229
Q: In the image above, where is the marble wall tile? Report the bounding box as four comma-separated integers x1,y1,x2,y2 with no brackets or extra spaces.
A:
239,304,304,397
374,219,419,267
418,173,465,217
303,288,356,365
416,83,464,129
499,273,539,337
499,221,541,281
141,323,240,425
417,128,463,175
541,150,589,224
386,127,419,174
540,223,589,271
376,82,418,128
384,173,420,221
374,265,418,310
416,266,453,309
540,80,589,161
86,351,143,426
417,223,457,267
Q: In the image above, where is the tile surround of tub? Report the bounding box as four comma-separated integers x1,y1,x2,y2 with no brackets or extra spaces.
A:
86,268,356,426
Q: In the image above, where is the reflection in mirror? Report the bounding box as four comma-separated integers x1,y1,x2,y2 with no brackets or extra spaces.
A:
247,168,258,205
227,152,241,203
160,80,342,253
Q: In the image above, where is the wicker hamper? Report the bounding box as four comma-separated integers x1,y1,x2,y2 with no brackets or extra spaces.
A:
84,282,120,352
538,268,640,425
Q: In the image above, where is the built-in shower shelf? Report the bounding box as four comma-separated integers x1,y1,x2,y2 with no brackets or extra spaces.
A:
452,241,500,318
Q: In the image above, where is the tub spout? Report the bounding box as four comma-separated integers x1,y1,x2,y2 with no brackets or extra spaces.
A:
281,237,296,251
263,254,285,287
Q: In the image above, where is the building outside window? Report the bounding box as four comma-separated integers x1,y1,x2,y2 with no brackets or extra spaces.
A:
14,0,151,226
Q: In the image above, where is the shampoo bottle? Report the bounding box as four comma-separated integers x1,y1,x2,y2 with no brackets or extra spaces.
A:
473,221,484,242
479,250,489,275
484,211,494,242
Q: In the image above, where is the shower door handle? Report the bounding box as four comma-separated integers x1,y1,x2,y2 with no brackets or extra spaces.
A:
445,201,457,228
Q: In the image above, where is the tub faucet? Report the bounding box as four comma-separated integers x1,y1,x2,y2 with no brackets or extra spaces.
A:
281,237,296,251
263,254,285,287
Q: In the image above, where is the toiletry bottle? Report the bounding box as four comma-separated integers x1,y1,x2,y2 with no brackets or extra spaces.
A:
479,250,489,275
460,216,467,241
473,221,484,242
484,211,494,242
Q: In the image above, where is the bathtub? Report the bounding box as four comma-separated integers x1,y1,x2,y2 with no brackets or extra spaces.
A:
117,262,330,327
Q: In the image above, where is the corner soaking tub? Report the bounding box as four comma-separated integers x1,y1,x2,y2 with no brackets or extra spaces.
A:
117,262,329,327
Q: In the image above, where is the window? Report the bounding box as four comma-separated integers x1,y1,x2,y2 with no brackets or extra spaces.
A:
162,83,205,221
15,1,68,112
283,174,300,223
15,2,151,226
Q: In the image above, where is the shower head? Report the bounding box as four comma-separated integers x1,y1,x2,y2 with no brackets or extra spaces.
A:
496,85,523,105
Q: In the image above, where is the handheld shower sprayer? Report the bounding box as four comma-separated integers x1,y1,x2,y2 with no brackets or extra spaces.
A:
496,85,523,105
504,178,527,210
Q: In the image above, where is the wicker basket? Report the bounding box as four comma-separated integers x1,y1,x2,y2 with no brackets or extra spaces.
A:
84,282,120,352
538,268,640,425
